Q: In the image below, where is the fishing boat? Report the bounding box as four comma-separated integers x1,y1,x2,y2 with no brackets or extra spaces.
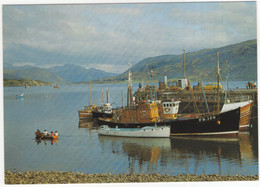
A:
54,85,59,88
98,125,170,138
98,105,240,136
78,104,97,119
134,51,254,132
92,88,114,118
78,82,97,119
35,131,59,140
92,103,113,118
98,63,240,136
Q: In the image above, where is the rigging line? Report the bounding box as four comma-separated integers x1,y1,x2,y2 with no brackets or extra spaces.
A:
201,82,210,113
227,77,244,96
179,101,193,114
191,88,200,115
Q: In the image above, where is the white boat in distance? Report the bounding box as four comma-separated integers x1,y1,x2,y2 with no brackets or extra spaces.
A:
98,125,170,138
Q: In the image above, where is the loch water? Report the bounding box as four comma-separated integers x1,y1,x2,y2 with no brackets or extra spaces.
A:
4,83,258,176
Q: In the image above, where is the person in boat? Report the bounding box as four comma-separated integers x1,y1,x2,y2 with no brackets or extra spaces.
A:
54,131,58,136
44,130,48,136
246,83,249,89
50,131,54,137
254,81,256,89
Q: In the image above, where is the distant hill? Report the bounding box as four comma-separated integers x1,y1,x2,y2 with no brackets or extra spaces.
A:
4,66,65,83
101,39,257,82
3,64,118,83
48,64,118,83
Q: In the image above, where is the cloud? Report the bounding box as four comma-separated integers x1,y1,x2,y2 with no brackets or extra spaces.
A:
3,2,256,73
12,62,35,67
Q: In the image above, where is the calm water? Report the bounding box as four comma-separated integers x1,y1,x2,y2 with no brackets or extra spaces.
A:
4,83,258,176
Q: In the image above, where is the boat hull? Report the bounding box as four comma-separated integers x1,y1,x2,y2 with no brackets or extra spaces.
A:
92,111,112,119
78,110,93,120
221,100,252,131
98,126,170,138
98,108,240,136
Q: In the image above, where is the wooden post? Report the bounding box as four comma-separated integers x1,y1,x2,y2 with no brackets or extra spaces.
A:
89,82,91,106
183,49,186,78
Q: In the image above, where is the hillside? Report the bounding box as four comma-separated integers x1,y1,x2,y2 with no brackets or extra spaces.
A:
4,64,118,84
48,64,118,83
4,78,52,87
101,39,257,82
4,67,65,83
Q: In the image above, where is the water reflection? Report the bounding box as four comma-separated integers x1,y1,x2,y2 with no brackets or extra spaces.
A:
170,136,241,175
34,138,59,146
97,131,257,175
98,136,171,174
239,132,256,160
78,119,99,136
78,119,94,129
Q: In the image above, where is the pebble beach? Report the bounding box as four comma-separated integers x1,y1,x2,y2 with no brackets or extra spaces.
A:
5,171,258,184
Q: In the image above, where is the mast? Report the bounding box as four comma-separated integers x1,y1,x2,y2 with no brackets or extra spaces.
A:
183,49,186,78
121,89,124,107
106,88,109,103
217,52,220,113
225,60,229,103
102,89,104,103
89,82,91,106
127,63,133,107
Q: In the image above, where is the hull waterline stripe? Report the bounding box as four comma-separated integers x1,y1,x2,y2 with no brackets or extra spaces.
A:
170,131,239,136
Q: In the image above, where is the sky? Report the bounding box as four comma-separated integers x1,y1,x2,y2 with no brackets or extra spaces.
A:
2,1,257,74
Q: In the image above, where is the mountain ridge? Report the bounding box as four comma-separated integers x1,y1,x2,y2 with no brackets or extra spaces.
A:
3,39,257,84
100,39,257,82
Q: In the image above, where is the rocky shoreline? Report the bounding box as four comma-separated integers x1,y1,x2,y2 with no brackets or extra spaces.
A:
5,171,258,184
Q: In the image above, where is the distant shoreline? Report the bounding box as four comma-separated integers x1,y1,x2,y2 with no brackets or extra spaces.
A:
4,79,53,87
5,171,258,184
3,79,157,87
4,78,257,87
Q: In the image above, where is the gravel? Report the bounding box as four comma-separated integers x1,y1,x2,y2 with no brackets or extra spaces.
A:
5,171,258,184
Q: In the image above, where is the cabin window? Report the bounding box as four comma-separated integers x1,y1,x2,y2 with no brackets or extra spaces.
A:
167,104,169,107
169,104,172,107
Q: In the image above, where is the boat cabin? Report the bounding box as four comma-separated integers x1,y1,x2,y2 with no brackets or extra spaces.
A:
119,101,159,123
158,99,180,119
101,103,113,114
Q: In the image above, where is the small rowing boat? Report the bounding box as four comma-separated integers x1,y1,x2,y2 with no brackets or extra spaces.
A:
35,131,59,140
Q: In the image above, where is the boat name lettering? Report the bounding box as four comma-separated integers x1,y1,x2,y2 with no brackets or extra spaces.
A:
199,116,216,122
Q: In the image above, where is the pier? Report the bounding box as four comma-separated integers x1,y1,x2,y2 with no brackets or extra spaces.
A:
135,87,257,115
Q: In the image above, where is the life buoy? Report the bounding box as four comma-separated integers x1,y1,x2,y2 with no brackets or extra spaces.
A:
217,120,221,125
164,108,170,112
